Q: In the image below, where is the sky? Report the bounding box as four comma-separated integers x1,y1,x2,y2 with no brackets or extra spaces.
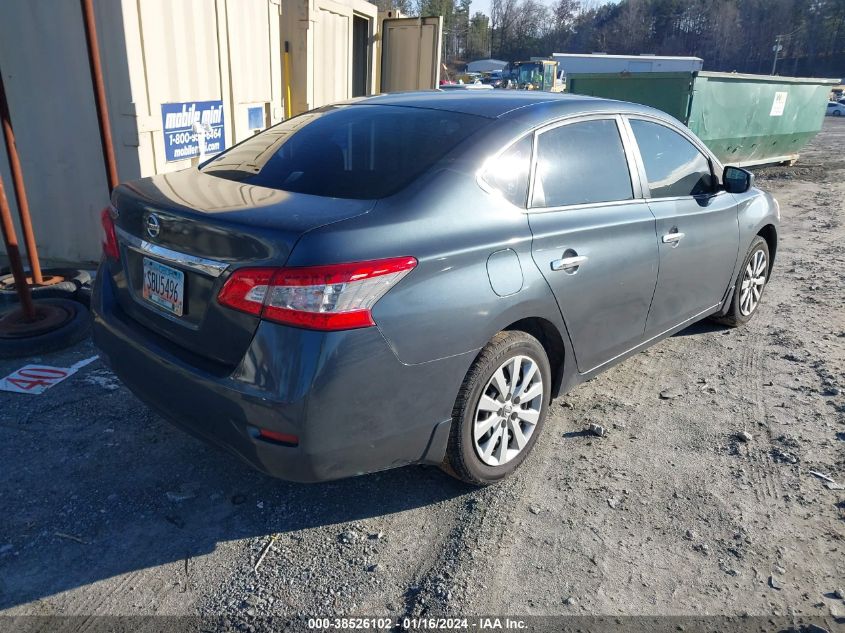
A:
471,0,618,22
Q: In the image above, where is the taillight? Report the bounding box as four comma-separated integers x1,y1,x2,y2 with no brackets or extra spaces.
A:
101,206,119,260
217,257,417,331
216,268,274,316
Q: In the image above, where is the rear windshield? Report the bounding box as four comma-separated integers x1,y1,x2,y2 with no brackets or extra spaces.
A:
200,105,488,199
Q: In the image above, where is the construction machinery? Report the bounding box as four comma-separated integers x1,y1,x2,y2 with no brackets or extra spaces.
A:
508,60,563,92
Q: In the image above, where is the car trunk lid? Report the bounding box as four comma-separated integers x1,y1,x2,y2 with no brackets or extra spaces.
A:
105,169,375,367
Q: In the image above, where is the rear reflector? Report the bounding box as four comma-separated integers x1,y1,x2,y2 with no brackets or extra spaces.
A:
101,207,119,260
257,428,299,446
217,257,417,331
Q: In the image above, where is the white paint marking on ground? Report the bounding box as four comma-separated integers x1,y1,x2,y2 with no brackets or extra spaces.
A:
83,369,121,391
0,355,99,395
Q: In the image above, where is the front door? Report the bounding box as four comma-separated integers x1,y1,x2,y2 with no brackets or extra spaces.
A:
527,117,659,373
625,117,740,335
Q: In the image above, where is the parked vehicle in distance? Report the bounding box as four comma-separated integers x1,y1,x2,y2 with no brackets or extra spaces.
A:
92,92,779,485
439,83,493,90
827,101,845,116
507,60,563,92
481,70,504,87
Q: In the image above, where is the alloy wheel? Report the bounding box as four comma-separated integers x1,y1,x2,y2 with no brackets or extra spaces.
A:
473,354,544,467
739,249,767,316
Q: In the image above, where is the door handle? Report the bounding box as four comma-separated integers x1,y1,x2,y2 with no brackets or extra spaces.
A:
551,255,588,271
662,232,685,245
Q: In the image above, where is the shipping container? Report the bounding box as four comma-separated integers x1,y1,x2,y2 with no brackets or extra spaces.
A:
552,53,703,76
0,0,441,264
567,71,839,167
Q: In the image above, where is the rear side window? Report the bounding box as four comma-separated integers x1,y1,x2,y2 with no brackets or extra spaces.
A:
201,105,487,199
629,119,715,198
530,119,633,209
481,135,532,207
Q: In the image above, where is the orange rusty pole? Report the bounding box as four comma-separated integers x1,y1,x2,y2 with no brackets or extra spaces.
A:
81,0,119,192
0,172,35,320
0,68,43,285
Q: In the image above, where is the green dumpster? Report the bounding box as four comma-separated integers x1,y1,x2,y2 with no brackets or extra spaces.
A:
567,71,839,166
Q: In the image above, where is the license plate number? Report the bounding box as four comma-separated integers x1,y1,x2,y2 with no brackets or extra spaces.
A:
142,258,184,316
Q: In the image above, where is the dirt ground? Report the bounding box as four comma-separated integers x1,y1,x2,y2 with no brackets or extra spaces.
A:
0,120,843,633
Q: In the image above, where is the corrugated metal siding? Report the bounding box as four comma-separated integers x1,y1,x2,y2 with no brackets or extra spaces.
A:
139,0,222,105
0,0,435,263
0,0,284,263
312,2,351,108
227,0,272,104
0,0,109,263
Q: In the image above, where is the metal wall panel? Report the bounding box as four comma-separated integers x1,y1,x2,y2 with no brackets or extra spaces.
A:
139,0,222,105
0,0,113,263
313,1,351,108
136,0,223,173
0,0,429,263
228,2,272,104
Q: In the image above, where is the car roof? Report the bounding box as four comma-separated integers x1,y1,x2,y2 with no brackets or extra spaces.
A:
351,90,662,121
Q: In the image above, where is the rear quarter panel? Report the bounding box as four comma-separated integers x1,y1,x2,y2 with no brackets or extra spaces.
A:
285,167,571,368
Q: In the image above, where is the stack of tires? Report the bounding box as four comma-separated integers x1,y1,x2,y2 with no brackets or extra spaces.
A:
0,267,94,358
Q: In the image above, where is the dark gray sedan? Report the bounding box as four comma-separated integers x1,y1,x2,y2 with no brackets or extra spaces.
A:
92,92,779,485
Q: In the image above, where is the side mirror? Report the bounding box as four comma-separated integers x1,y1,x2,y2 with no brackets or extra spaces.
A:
723,166,754,194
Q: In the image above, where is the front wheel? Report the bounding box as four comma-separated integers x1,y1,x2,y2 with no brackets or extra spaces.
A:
442,331,551,485
711,235,770,327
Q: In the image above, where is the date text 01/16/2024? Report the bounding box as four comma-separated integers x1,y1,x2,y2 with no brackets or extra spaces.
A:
307,617,528,630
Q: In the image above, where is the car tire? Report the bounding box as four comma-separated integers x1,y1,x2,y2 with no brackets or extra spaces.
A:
0,298,91,359
711,235,770,328
442,330,551,486
833,110,842,117
0,268,92,308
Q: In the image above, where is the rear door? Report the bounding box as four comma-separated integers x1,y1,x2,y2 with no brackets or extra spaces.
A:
380,17,442,91
623,117,740,335
527,116,659,373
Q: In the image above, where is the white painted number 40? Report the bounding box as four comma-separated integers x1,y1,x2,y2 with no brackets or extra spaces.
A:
0,356,98,395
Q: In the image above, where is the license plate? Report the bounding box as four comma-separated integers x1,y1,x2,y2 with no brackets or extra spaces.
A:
142,257,184,316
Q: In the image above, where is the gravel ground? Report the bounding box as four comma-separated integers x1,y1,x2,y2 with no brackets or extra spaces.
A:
0,120,843,632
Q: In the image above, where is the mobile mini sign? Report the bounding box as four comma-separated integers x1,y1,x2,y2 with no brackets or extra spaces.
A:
161,100,226,162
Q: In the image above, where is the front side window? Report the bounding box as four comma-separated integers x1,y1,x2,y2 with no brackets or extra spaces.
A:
481,135,532,207
629,119,715,198
201,105,488,199
530,119,633,209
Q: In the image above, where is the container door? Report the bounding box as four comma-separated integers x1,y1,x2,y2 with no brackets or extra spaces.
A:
312,0,354,108
527,117,659,373
624,117,740,336
380,17,442,92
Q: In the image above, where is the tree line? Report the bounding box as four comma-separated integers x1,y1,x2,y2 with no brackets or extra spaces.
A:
373,0,845,78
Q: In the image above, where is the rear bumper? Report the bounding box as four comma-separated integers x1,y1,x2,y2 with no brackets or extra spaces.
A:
91,270,467,482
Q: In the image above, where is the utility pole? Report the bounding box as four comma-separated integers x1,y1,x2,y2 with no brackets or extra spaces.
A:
771,35,784,75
